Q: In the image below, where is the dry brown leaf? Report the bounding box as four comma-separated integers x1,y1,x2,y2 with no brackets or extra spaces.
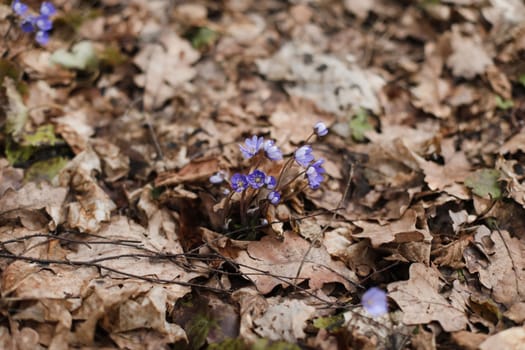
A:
257,42,385,115
388,263,468,332
410,138,471,199
60,148,116,233
253,297,316,342
451,331,488,350
447,26,493,79
234,231,357,294
479,326,525,350
465,226,525,306
353,209,432,248
133,29,200,110
0,181,67,228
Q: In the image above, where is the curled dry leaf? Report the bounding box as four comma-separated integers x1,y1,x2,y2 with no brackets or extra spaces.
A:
388,263,468,332
235,231,358,294
60,148,116,233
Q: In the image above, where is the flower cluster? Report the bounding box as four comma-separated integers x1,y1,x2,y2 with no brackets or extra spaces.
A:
12,1,56,45
209,122,328,230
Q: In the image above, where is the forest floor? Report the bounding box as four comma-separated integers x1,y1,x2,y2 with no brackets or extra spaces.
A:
1,0,525,349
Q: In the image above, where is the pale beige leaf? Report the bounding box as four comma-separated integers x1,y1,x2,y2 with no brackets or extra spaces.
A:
388,263,468,332
235,231,357,294
253,298,315,342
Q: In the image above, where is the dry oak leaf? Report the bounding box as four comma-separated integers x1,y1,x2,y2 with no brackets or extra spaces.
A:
447,26,493,79
134,29,200,110
388,263,468,332
410,138,471,199
235,231,358,294
352,209,432,248
0,181,67,227
411,42,452,119
253,297,316,343
466,226,525,306
479,326,525,350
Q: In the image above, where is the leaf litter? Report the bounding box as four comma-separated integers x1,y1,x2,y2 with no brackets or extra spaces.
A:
1,0,525,349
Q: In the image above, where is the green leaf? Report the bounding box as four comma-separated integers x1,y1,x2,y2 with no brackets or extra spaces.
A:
349,109,373,141
50,41,99,71
495,95,513,110
208,338,248,350
519,74,525,88
464,169,502,199
313,313,345,331
99,45,128,67
24,157,69,182
252,339,301,350
190,27,218,50
19,124,60,147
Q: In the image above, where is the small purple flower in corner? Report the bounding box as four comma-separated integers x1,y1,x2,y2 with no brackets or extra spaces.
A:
362,287,388,317
294,145,314,167
314,122,328,137
268,191,281,205
239,135,264,159
230,173,248,193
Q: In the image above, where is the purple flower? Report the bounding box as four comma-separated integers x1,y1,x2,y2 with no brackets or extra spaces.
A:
36,15,52,31
239,136,264,159
20,15,36,32
306,159,325,189
295,145,314,167
263,140,283,161
35,30,50,45
230,173,248,192
12,0,28,15
314,122,328,137
362,287,388,317
265,175,276,189
209,171,227,184
268,191,281,205
247,170,266,189
40,2,56,17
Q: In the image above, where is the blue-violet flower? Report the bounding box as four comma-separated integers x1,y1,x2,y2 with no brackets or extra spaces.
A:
295,145,314,167
231,173,248,192
209,171,227,184
263,140,283,161
239,136,264,159
314,122,328,137
20,15,36,33
40,2,56,16
12,0,28,15
268,191,281,205
247,170,266,189
265,175,276,189
362,287,388,317
306,159,325,189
